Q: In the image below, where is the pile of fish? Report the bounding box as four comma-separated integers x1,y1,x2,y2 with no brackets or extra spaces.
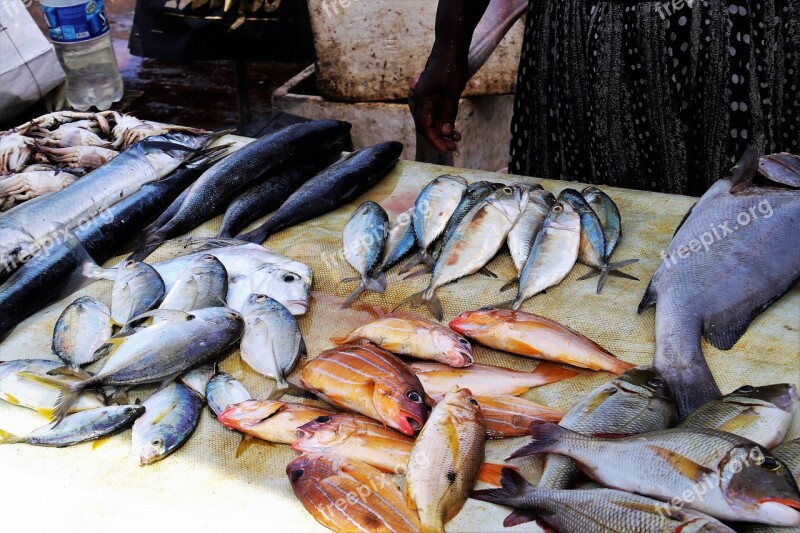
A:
0,111,205,210
340,174,637,318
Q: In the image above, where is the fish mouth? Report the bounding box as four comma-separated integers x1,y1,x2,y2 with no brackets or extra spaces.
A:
756,499,800,526
396,412,424,436
759,498,800,510
285,300,309,315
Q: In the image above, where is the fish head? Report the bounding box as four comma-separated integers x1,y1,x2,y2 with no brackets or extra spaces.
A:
719,444,800,523
373,379,428,437
547,200,580,230
247,264,311,315
724,384,798,414
440,386,483,424
294,414,358,452
430,328,474,367
486,185,529,221
614,365,674,402
191,307,245,340
449,308,516,336
217,399,284,431
287,454,335,490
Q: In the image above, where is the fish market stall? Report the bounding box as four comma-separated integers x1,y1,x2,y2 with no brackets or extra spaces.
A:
0,128,798,532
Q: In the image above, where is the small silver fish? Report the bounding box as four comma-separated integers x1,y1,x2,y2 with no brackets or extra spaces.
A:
52,296,112,369
111,259,165,325
159,254,228,311
342,201,389,308
240,294,305,399
506,186,555,278
207,372,251,417
131,381,203,465
582,186,622,258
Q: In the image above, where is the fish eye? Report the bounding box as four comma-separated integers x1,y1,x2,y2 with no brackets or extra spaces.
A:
502,187,513,194
648,378,664,388
255,294,268,303
553,205,563,212
124,407,134,414
283,274,298,283
225,312,239,319
759,456,781,471
736,385,755,393
407,390,423,404
202,255,215,262
468,398,479,406
315,416,332,423
151,438,162,447
458,338,470,345
291,468,304,480
186,314,196,321
125,260,136,268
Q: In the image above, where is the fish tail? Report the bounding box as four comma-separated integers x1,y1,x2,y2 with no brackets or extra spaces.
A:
506,421,569,460
582,258,639,294
529,362,580,386
128,234,165,262
499,277,518,292
470,467,534,504
401,264,433,280
16,372,86,426
397,252,423,275
216,228,232,239
477,463,520,487
364,271,387,294
267,376,307,400
0,428,22,444
485,299,514,310
341,283,366,309
237,220,275,244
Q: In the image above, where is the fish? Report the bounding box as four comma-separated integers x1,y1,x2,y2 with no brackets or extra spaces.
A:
396,185,529,320
0,153,218,339
52,296,112,369
206,372,251,417
287,454,422,533
449,309,634,374
299,344,428,436
504,186,555,283
158,254,228,312
0,405,144,447
536,365,676,490
239,141,403,244
331,316,474,367
216,144,344,238
0,359,105,417
179,362,216,399
136,120,351,254
148,242,312,315
501,200,580,308
131,381,203,465
773,438,800,484
678,384,798,448
22,307,244,423
376,208,417,273
405,387,486,533
341,201,389,307
473,395,565,438
0,132,218,269
400,174,467,272
510,422,800,525
582,186,622,258
471,468,737,532
639,151,800,417
218,399,335,444
559,188,638,293
409,361,578,397
110,259,165,325
240,294,305,399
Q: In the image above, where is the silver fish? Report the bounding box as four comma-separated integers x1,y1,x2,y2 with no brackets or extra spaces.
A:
376,208,417,273
409,174,468,267
0,405,144,447
582,186,622,258
111,259,165,325
342,201,389,308
158,254,228,311
52,296,112,369
179,362,217,399
240,294,305,399
131,381,203,465
639,152,800,417
207,372,251,417
506,186,554,277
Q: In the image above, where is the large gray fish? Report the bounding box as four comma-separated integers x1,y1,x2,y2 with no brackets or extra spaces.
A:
679,384,798,448
0,405,144,447
0,133,217,270
240,294,305,399
472,468,737,532
341,201,389,307
22,307,244,423
131,381,203,465
158,254,228,312
510,423,800,525
206,372,251,417
111,259,165,325
582,186,622,258
537,365,675,490
52,296,112,369
639,152,800,418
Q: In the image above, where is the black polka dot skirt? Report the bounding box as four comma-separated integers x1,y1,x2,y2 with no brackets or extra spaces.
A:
508,0,800,195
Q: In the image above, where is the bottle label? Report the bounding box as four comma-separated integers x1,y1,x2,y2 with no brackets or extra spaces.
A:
40,0,110,43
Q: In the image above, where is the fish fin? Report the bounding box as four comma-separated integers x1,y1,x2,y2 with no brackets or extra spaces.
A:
477,463,520,487
392,289,444,321
647,445,714,483
471,467,534,503
576,269,600,280
236,435,257,458
401,265,432,280
0,428,22,444
499,277,518,292
91,436,112,450
477,266,497,278
485,299,514,310
35,407,56,419
503,510,538,528
341,283,366,309
340,276,360,283
364,271,387,294
267,378,307,400
507,421,570,460
47,366,93,380
729,143,762,193
529,362,580,385
111,386,131,405
16,372,86,426
637,278,658,313
330,333,354,345
757,153,800,188
397,252,424,275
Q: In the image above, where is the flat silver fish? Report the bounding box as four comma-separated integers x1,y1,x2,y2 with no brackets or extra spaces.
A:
52,296,112,369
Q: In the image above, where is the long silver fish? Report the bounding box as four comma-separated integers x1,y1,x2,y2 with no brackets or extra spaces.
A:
0,405,144,447
397,186,529,320
240,294,305,399
206,372,251,417
679,384,798,448
111,259,165,325
52,296,112,369
639,152,800,417
0,133,216,269
341,201,389,308
158,253,228,311
582,186,622,258
503,185,554,285
131,381,203,465
376,208,417,273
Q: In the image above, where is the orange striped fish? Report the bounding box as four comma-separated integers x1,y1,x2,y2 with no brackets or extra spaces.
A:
217,400,335,444
473,395,565,438
409,362,577,397
449,309,634,374
300,344,428,436
288,454,421,533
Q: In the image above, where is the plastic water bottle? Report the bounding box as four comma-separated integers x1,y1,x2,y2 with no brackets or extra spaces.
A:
38,0,123,111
